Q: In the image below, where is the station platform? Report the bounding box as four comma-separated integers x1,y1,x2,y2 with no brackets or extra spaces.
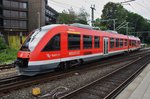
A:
116,63,150,99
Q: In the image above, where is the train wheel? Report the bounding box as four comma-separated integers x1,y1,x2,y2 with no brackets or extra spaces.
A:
58,62,69,70
79,59,84,65
124,51,129,55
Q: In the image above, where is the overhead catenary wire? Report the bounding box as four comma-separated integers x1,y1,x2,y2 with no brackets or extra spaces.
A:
49,0,150,20
50,0,83,9
128,3,141,14
134,1,150,12
49,0,101,19
49,1,75,10
121,0,150,19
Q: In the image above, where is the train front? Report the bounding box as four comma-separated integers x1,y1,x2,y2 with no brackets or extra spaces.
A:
14,25,58,76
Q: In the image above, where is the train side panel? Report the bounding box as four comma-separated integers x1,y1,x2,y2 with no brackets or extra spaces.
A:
15,24,141,76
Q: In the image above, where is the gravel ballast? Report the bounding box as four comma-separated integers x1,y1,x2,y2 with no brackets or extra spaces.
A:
0,61,132,99
0,68,18,79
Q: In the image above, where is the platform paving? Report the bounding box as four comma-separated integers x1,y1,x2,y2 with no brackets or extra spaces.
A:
116,63,150,99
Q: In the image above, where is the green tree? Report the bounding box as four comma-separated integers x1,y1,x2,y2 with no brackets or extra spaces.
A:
57,7,89,24
57,8,77,24
126,12,150,32
93,18,107,30
101,2,150,36
76,7,89,24
101,2,128,30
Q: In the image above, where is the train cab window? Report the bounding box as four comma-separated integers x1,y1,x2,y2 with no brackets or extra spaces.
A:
68,34,80,50
83,35,92,49
94,36,100,48
120,39,123,47
110,38,115,48
42,34,60,51
116,39,119,48
125,39,128,46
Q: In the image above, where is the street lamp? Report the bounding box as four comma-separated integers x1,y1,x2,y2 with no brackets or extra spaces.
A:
37,12,40,28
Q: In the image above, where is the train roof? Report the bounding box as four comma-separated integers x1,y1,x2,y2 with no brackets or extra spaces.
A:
128,35,140,41
69,23,93,30
39,24,140,41
67,23,128,38
40,24,61,30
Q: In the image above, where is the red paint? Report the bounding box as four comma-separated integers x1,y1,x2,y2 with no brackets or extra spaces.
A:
17,25,141,62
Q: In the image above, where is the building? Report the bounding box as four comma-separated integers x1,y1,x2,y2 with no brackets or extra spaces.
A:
0,0,28,35
0,0,58,36
28,0,58,32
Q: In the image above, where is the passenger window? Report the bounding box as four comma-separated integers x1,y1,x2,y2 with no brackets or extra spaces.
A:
83,35,92,49
42,34,60,51
68,34,80,50
94,36,100,48
110,38,115,48
116,39,119,48
120,39,123,47
133,40,136,46
125,39,127,46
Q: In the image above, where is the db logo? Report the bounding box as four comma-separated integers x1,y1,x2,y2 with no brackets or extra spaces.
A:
46,54,51,58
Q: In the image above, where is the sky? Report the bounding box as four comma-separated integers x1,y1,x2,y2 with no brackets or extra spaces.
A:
48,0,150,21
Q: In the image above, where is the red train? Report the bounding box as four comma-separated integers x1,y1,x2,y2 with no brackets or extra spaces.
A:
15,24,141,76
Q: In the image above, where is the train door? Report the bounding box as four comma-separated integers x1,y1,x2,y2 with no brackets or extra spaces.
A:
103,37,109,54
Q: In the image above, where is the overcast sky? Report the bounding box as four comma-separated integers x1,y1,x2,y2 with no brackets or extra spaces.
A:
48,0,150,20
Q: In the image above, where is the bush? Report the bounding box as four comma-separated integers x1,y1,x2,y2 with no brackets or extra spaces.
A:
0,48,18,65
0,36,7,50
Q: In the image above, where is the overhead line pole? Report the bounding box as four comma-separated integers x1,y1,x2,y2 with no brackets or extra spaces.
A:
100,19,117,31
113,19,116,31
116,21,126,30
90,4,96,26
116,21,129,35
120,0,135,35
126,22,129,36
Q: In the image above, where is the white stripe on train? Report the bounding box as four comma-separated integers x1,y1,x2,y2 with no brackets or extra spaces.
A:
28,48,139,66
28,53,103,66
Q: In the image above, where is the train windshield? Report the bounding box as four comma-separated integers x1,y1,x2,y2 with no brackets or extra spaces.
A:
20,24,59,51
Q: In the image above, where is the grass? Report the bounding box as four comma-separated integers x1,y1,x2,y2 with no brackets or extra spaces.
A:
0,48,18,65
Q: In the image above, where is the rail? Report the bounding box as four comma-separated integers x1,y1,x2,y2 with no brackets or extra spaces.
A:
0,50,150,97
57,54,150,99
0,64,14,70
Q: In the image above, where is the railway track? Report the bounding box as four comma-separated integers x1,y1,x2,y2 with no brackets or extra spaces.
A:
57,54,150,99
0,50,149,96
0,48,149,71
0,64,14,70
